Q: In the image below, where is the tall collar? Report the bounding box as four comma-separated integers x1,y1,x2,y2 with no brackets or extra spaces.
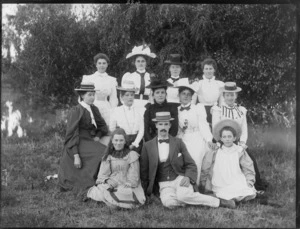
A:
181,103,191,108
79,100,91,108
136,69,146,74
123,104,134,110
154,99,167,107
94,71,108,77
170,75,180,79
202,75,215,81
223,103,237,109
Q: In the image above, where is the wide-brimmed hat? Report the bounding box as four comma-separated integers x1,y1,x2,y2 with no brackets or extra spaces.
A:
146,77,173,89
117,80,137,92
126,44,157,59
74,82,98,91
152,112,174,122
164,54,187,65
213,119,242,141
174,81,196,93
221,82,242,93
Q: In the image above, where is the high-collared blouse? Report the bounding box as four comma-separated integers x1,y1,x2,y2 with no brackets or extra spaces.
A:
166,77,198,104
82,71,118,108
211,103,248,143
109,105,144,148
177,103,213,142
193,75,225,106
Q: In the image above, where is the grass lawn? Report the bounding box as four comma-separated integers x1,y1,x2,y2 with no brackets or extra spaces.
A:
0,125,296,228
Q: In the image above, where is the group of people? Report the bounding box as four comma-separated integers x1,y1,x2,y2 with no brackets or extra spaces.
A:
58,44,269,210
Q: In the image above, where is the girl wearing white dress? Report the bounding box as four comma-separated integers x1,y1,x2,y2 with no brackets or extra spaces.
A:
121,45,156,114
200,119,256,202
82,53,118,128
164,54,198,105
176,83,215,186
110,80,144,154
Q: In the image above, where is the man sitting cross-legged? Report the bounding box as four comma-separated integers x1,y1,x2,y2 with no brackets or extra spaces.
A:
140,111,236,209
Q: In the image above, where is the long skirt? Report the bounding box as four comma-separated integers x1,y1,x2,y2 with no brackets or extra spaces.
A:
181,131,208,186
58,138,106,192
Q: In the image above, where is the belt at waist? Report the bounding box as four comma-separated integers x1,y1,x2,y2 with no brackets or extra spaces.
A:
134,94,149,100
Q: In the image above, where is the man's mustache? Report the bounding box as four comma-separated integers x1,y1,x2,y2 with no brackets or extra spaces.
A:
160,129,167,132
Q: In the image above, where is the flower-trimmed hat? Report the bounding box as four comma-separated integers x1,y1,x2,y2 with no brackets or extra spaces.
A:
117,80,137,92
164,54,187,65
126,44,157,59
146,75,173,89
213,119,242,141
152,111,174,122
221,82,242,93
75,82,98,91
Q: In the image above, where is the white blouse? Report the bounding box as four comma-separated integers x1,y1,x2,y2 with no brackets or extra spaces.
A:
82,71,118,108
193,75,224,106
178,103,213,142
109,105,144,148
211,103,248,143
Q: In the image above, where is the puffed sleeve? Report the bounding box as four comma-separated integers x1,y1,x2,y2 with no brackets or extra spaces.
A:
143,104,152,142
217,81,225,106
132,110,144,148
121,72,131,85
91,105,109,138
96,157,112,184
239,106,248,143
211,105,222,130
109,77,118,108
126,151,140,187
64,106,84,156
239,148,255,187
169,103,179,137
191,81,199,104
200,150,216,194
196,104,213,142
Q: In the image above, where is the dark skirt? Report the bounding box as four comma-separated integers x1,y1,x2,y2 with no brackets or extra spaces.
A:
58,138,106,192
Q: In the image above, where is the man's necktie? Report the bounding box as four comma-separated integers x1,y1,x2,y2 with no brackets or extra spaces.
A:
137,71,146,95
180,105,191,111
158,139,170,144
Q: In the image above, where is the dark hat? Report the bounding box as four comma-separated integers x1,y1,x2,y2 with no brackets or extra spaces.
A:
164,54,187,65
213,119,242,141
74,82,98,91
152,112,174,122
146,76,173,89
221,82,242,93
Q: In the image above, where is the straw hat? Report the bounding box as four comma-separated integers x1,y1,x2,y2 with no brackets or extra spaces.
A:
126,44,156,59
152,112,174,122
117,80,137,92
213,119,242,141
74,82,98,91
221,82,242,93
174,81,196,93
164,54,187,65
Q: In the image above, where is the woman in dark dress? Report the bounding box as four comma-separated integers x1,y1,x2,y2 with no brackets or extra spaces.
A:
58,82,109,192
143,76,179,142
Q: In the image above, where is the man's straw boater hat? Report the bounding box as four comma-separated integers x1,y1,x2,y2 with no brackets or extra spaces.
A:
221,82,242,93
117,80,137,92
164,54,187,65
213,119,242,141
74,82,99,91
126,44,157,59
152,112,174,122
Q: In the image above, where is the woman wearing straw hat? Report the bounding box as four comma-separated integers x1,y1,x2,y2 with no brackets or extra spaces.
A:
164,54,198,105
143,76,178,142
82,53,118,128
211,82,268,192
175,82,215,186
58,82,109,193
200,119,257,202
109,80,144,154
121,44,156,114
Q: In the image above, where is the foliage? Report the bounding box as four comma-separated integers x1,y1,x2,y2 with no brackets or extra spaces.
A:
2,4,296,127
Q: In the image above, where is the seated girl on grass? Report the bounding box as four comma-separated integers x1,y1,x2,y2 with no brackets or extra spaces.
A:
200,119,257,204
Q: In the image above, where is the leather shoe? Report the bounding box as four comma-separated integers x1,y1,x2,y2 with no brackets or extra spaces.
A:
219,198,236,209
